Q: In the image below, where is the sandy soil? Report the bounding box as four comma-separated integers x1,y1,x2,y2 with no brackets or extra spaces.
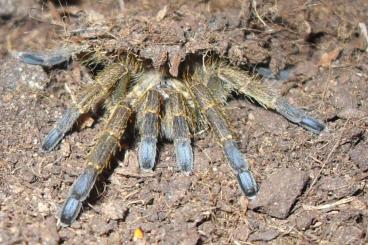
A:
0,0,367,244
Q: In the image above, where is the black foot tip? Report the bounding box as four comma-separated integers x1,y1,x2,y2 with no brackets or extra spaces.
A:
42,128,63,152
236,170,258,198
60,197,82,227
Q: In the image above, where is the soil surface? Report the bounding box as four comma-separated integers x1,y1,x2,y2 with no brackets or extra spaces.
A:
1,0,368,244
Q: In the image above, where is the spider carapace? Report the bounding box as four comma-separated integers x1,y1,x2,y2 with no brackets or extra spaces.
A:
17,38,325,227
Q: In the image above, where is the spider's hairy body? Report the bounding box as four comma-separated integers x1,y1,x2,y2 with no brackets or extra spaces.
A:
18,47,325,225
15,2,326,227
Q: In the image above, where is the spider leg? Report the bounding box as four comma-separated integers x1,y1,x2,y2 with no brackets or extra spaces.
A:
164,92,193,174
201,61,234,104
216,65,325,134
60,75,131,226
137,89,162,170
42,64,126,151
187,75,258,198
274,99,325,134
15,47,76,67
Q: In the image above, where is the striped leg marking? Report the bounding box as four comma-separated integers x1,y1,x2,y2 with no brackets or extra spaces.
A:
216,66,325,134
42,64,126,151
137,90,162,171
166,93,193,174
59,75,131,226
188,77,258,198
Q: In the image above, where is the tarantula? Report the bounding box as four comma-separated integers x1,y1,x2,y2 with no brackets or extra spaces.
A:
14,2,325,226
17,49,324,226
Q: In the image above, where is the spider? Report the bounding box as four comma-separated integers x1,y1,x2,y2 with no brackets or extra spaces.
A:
17,49,324,226
14,3,325,227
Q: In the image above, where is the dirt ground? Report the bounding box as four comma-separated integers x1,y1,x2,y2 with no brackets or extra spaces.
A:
1,0,368,244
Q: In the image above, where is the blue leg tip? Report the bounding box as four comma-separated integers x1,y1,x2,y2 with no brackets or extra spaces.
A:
236,170,258,198
60,197,81,226
138,137,157,170
42,128,63,152
175,140,193,174
301,117,325,134
18,53,45,65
